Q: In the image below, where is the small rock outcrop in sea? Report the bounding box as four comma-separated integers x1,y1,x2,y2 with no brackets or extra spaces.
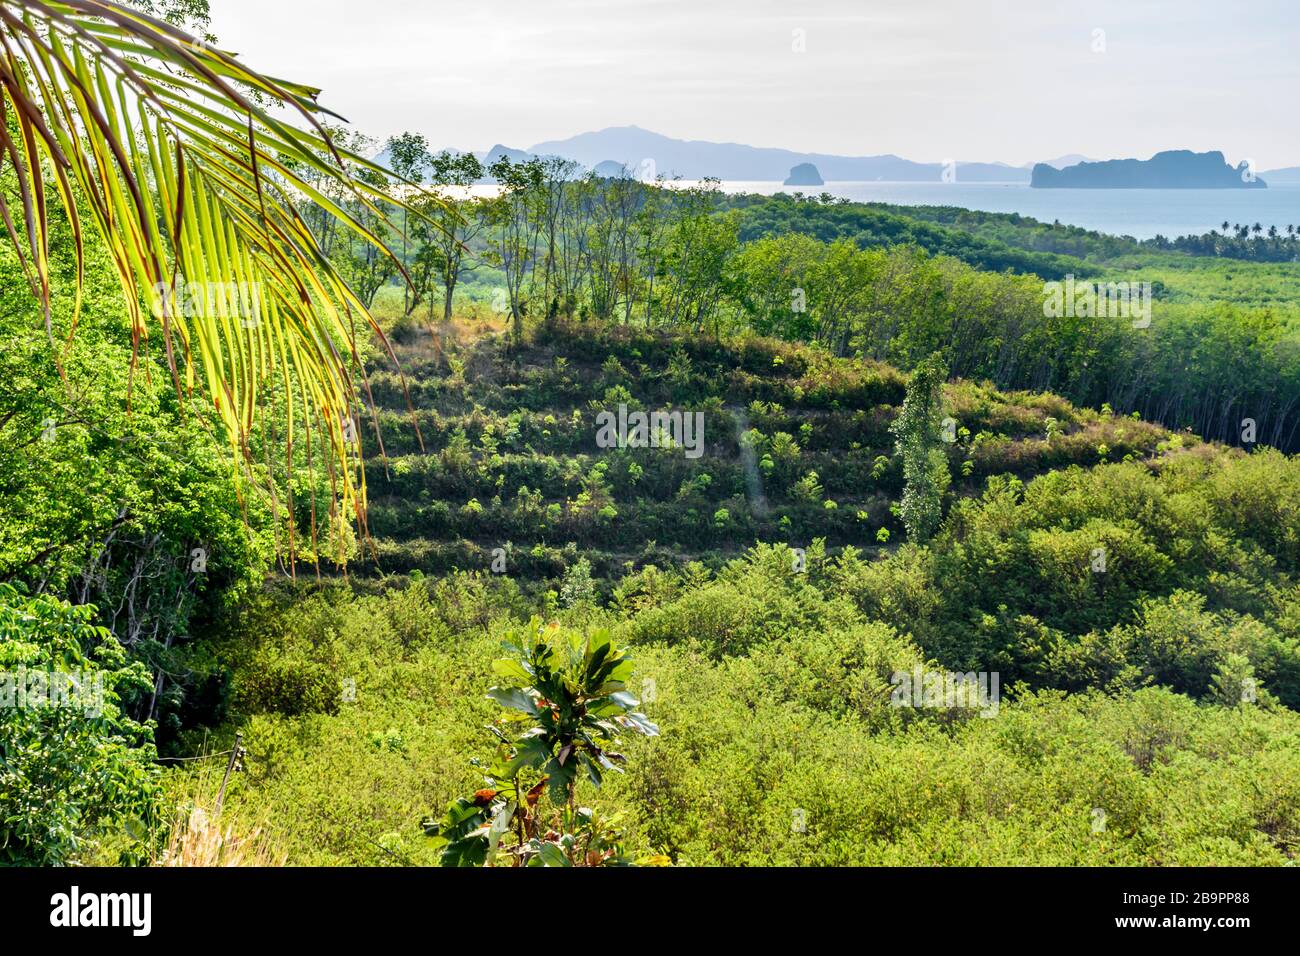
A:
783,162,824,186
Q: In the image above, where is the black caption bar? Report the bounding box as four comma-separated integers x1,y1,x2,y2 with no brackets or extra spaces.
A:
0,866,1287,943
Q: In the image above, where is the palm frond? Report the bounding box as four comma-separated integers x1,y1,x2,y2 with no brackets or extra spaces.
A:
0,0,426,556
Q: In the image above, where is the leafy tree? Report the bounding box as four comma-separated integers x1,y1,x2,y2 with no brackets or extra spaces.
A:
578,169,649,324
385,131,432,315
424,150,486,323
559,557,597,609
486,156,545,343
0,584,161,864
891,353,951,542
531,156,582,320
657,181,737,332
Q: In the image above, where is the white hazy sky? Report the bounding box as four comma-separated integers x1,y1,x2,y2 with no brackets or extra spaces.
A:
208,0,1300,167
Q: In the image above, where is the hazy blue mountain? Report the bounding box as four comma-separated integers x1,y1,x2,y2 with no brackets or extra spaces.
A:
481,143,538,167
376,138,1091,180
373,133,1283,190
1029,153,1096,170
1262,166,1300,183
784,163,824,186
526,125,1028,182
1031,150,1267,188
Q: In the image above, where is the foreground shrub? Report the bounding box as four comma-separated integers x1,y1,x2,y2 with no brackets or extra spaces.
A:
423,620,660,866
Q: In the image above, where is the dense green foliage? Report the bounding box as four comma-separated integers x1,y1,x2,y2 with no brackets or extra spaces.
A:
179,325,1299,867
0,205,275,751
844,452,1300,703
0,584,161,865
195,529,1300,865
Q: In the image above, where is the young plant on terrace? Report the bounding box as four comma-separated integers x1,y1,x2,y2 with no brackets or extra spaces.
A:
424,619,661,866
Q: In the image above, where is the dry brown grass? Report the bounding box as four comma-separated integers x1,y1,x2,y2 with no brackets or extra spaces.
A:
155,757,287,867
156,804,287,867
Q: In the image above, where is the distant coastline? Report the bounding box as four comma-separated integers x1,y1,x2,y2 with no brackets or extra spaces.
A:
707,180,1300,241
397,177,1300,243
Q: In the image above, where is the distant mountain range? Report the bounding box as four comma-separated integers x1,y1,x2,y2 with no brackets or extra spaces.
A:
1032,154,1096,170
373,127,1298,187
379,126,1037,183
1262,166,1300,183
522,126,1028,182
1031,150,1266,189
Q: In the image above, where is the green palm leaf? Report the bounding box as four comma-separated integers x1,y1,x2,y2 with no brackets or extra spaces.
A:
0,0,429,554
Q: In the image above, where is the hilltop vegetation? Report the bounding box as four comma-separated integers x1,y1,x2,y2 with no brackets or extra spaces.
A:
356,320,1172,586
180,320,1300,864
172,320,1300,866
392,170,1299,450
718,192,1086,278
860,200,1300,266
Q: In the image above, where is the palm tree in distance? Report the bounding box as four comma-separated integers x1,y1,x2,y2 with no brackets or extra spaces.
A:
0,0,429,550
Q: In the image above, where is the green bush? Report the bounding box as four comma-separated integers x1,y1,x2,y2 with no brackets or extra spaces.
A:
235,652,341,718
0,585,160,865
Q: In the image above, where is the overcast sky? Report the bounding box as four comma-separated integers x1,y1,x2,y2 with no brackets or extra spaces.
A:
207,0,1300,168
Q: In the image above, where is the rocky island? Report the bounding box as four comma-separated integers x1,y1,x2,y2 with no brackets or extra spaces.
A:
783,162,824,186
1031,150,1266,188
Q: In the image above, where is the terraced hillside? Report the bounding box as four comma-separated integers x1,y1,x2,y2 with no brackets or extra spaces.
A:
189,319,1300,867
358,319,1177,587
